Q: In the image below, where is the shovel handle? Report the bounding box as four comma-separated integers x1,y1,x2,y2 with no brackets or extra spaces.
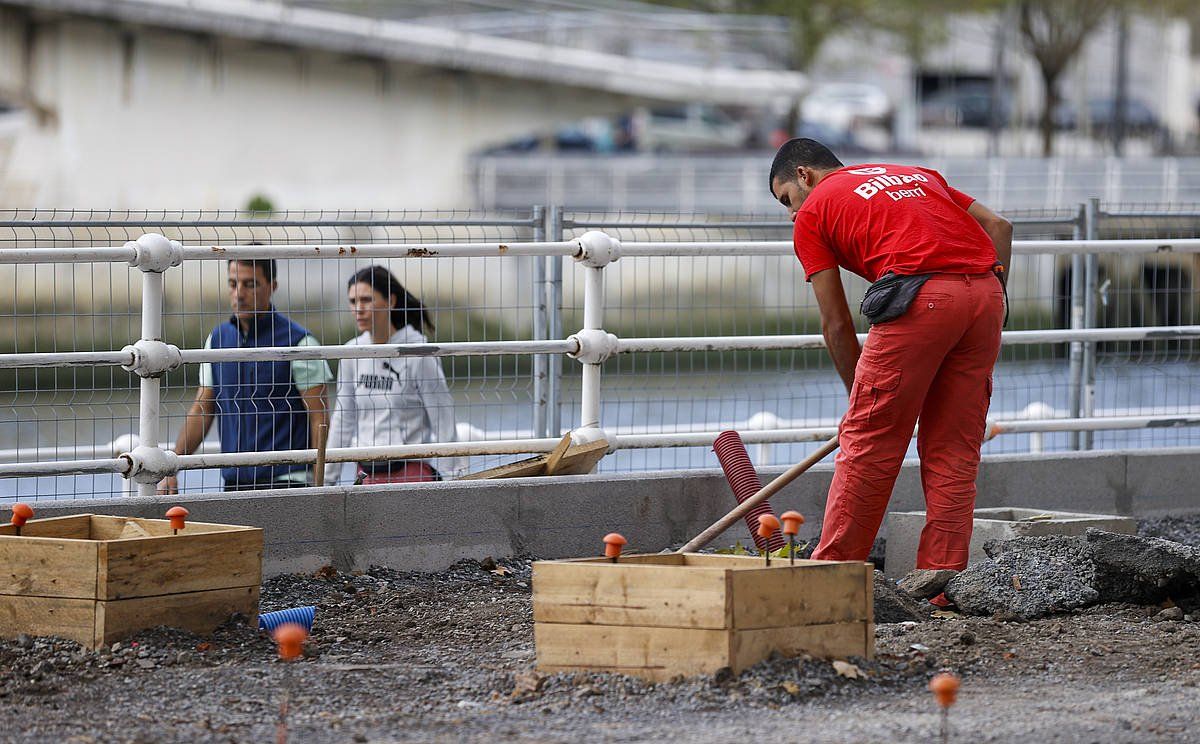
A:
677,436,838,554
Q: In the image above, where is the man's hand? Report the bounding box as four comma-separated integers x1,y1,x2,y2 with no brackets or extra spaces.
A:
811,269,861,395
157,475,179,495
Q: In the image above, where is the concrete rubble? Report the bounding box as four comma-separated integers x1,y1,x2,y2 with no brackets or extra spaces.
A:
945,528,1200,619
897,569,958,599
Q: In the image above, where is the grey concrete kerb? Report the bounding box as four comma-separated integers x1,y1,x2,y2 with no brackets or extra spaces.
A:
884,507,1137,579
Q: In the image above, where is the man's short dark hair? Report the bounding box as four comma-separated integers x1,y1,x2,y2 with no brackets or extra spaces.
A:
768,138,844,192
228,244,275,283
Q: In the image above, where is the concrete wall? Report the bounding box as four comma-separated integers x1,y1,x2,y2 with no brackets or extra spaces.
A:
17,447,1200,577
0,10,635,208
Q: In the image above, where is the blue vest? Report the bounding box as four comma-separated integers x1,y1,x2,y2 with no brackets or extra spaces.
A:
209,310,311,486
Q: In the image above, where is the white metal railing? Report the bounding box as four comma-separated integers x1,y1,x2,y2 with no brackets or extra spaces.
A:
4,231,1200,496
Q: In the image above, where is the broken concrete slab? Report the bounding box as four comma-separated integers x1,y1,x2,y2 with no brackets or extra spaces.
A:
898,569,958,599
945,529,1200,619
884,508,1137,579
1087,530,1200,612
945,535,1099,620
873,570,931,624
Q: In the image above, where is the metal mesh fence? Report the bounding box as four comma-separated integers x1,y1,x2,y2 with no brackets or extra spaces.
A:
2,204,1199,500
561,206,1099,468
1,209,541,500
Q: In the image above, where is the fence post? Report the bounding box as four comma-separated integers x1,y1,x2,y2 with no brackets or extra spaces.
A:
570,231,620,443
121,234,184,497
546,206,565,437
1082,198,1100,449
1066,203,1086,450
531,205,547,438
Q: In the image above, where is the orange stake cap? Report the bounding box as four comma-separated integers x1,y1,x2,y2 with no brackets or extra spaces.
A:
10,503,33,527
165,506,189,531
603,532,627,559
780,511,805,536
929,673,960,708
274,623,308,661
757,513,781,539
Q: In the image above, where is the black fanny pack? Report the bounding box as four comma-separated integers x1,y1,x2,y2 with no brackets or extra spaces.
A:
859,273,932,325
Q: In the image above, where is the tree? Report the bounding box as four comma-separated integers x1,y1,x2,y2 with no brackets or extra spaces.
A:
1016,0,1115,155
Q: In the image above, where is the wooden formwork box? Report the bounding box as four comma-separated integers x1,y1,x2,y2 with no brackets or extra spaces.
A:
533,553,874,682
0,514,262,649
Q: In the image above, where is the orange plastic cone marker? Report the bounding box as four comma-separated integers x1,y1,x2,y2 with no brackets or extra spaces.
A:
274,623,308,662
780,510,805,564
165,506,189,534
929,672,960,708
757,514,780,566
10,503,33,528
603,533,627,563
780,511,804,535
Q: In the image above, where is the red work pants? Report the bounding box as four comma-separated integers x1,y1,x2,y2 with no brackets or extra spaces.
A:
812,273,1004,570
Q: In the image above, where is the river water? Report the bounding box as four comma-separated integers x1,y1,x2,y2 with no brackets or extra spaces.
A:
3,360,1199,501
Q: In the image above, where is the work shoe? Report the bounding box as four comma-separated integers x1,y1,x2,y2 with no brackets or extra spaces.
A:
928,592,955,609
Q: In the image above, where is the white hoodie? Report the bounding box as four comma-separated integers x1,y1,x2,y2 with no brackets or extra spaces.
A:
324,325,457,484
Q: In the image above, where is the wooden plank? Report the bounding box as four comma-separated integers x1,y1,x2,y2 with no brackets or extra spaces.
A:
96,585,259,648
680,554,833,568
0,514,93,539
458,455,547,480
0,537,100,598
99,529,263,600
731,621,872,672
729,562,871,629
865,565,875,625
549,439,608,475
118,521,151,539
541,433,574,476
533,560,729,628
535,623,732,682
0,595,97,647
460,438,609,480
544,554,684,567
89,516,243,540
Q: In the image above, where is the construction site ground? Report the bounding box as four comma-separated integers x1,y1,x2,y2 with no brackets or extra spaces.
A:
2,515,1199,743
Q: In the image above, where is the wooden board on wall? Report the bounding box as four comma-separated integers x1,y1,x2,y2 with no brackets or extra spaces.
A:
533,560,730,629
99,529,263,600
0,537,99,598
96,586,259,647
0,595,97,648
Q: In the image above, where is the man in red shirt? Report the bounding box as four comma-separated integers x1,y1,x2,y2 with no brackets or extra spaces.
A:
768,138,1012,582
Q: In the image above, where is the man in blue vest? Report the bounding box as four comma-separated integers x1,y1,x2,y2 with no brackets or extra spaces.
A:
158,257,332,492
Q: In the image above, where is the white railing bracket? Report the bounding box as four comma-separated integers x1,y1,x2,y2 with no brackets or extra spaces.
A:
125,233,184,273
120,445,178,485
574,230,621,268
121,339,183,378
567,328,620,364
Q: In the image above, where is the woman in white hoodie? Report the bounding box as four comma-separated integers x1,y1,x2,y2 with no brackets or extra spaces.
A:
324,265,457,485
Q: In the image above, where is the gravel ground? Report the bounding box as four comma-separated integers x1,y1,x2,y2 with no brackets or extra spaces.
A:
2,519,1200,743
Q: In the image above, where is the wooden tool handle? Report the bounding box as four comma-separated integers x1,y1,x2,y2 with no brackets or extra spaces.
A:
677,435,839,554
313,423,330,487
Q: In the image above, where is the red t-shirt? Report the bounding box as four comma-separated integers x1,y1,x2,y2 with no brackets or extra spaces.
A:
792,164,997,282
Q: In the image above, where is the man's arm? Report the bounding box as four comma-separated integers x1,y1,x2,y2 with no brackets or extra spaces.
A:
811,269,860,395
967,201,1013,282
158,386,216,495
300,384,330,451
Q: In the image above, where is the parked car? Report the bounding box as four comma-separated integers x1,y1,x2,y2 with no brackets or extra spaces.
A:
920,84,1012,129
481,117,619,154
801,82,892,131
633,104,751,152
1050,98,1162,136
793,121,875,154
